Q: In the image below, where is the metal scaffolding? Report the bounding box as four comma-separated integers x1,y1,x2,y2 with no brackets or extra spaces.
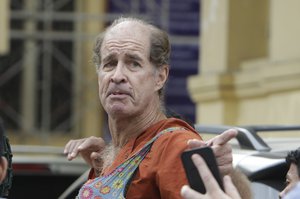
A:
0,0,199,140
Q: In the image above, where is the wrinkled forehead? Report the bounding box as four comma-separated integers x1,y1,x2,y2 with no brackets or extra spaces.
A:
102,21,151,55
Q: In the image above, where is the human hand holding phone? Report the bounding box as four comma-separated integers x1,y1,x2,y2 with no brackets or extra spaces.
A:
181,152,241,199
187,129,237,176
181,146,223,194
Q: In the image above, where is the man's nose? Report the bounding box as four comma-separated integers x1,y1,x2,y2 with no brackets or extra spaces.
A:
110,64,126,83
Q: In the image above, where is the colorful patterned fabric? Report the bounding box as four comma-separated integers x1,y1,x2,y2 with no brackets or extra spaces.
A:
77,127,184,199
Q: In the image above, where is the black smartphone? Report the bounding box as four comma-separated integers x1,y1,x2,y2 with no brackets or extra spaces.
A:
181,146,224,194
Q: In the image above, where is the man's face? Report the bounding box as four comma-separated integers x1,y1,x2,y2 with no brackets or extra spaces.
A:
279,163,300,198
97,22,166,118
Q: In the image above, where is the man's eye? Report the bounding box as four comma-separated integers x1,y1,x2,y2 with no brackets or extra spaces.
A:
103,61,116,69
131,61,141,68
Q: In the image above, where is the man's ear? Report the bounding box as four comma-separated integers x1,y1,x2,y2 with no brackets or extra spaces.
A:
0,157,8,182
155,65,169,91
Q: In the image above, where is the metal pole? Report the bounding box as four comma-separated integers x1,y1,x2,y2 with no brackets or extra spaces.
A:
41,0,53,136
21,0,38,134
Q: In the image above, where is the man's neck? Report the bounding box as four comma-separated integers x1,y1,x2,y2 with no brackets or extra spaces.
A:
108,110,167,147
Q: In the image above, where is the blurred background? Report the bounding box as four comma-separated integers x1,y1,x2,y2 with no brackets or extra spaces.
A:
0,0,300,146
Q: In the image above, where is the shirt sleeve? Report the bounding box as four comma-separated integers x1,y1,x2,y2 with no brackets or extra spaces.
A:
154,130,202,199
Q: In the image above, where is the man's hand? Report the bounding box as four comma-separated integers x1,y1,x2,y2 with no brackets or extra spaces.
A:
64,136,105,170
180,154,241,199
187,129,238,176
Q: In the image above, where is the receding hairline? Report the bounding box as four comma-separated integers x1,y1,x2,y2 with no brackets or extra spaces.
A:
109,17,157,32
93,17,170,70
103,18,157,46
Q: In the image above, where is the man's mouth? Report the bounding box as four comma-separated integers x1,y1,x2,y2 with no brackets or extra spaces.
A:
112,91,124,95
107,90,130,97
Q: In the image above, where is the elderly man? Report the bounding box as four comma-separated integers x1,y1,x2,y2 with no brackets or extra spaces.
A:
64,17,236,199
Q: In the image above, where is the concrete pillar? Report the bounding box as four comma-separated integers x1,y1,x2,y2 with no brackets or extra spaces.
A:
188,0,268,125
269,0,300,62
74,0,107,137
188,0,300,126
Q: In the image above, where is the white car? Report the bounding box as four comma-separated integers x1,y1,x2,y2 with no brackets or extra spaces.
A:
8,144,89,199
195,124,300,199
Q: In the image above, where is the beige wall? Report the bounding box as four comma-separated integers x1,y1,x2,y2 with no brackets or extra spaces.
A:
188,0,300,126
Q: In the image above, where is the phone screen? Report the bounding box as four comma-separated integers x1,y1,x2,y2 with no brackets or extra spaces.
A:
181,146,223,193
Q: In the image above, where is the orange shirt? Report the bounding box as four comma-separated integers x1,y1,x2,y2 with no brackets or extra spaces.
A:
90,118,202,199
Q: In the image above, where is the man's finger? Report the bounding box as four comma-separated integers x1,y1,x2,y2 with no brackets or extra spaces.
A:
181,185,203,199
78,136,105,152
65,142,83,160
207,129,237,146
212,143,232,157
191,154,220,192
64,139,76,154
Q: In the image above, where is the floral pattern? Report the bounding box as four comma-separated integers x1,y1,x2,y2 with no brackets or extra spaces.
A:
100,186,110,194
80,187,93,199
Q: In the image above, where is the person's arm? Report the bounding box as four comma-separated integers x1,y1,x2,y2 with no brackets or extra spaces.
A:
180,154,241,199
187,129,237,176
186,129,252,199
63,136,105,175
